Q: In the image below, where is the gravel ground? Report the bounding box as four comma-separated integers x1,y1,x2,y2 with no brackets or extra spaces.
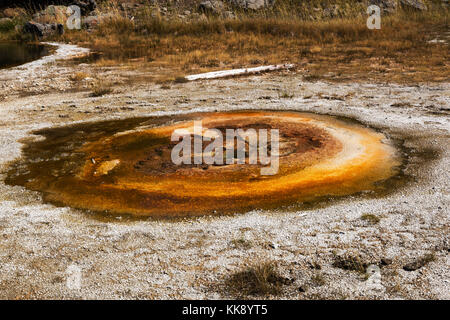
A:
0,44,448,299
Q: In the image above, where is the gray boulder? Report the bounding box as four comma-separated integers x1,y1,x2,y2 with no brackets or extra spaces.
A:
199,0,225,14
58,1,97,15
369,0,398,13
23,21,64,38
71,0,97,15
400,0,427,10
32,5,71,24
230,0,276,10
1,1,96,15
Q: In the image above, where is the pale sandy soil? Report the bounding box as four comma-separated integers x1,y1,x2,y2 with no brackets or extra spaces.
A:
0,44,448,299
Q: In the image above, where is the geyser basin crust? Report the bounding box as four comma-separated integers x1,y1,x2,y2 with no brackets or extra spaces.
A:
6,111,401,218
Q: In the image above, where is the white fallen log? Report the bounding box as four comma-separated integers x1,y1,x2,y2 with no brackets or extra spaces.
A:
185,63,295,81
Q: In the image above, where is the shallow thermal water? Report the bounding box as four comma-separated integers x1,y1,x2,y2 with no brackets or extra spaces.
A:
0,42,50,69
5,110,403,219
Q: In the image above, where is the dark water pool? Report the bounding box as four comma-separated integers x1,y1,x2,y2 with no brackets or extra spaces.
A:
0,42,50,69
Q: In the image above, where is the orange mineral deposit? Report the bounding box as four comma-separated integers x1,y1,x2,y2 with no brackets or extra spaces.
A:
5,111,401,218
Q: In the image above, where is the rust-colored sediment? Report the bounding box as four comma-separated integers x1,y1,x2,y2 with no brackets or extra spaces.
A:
6,111,401,218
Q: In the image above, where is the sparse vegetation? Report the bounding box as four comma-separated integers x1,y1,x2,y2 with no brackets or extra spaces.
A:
332,253,367,273
224,261,289,297
361,213,381,224
309,261,322,270
279,90,294,99
90,80,113,97
311,273,326,286
230,238,253,250
34,0,447,84
174,76,189,83
69,71,89,82
0,18,15,33
403,253,436,271
0,1,447,83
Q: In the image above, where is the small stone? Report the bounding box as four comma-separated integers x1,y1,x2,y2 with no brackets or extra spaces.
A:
94,159,121,176
268,242,279,249
403,253,435,271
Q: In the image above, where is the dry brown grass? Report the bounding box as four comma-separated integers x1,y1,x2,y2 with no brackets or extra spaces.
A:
311,272,326,286
69,71,89,82
230,238,253,250
224,261,290,297
332,253,368,273
41,1,448,84
90,80,113,97
403,253,436,271
361,213,381,225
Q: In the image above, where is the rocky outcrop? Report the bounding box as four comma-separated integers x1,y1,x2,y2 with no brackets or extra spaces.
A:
23,21,64,38
71,0,96,15
400,0,427,10
199,0,225,14
27,1,97,31
0,1,96,15
229,0,276,10
369,0,398,13
32,5,72,24
369,0,428,13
